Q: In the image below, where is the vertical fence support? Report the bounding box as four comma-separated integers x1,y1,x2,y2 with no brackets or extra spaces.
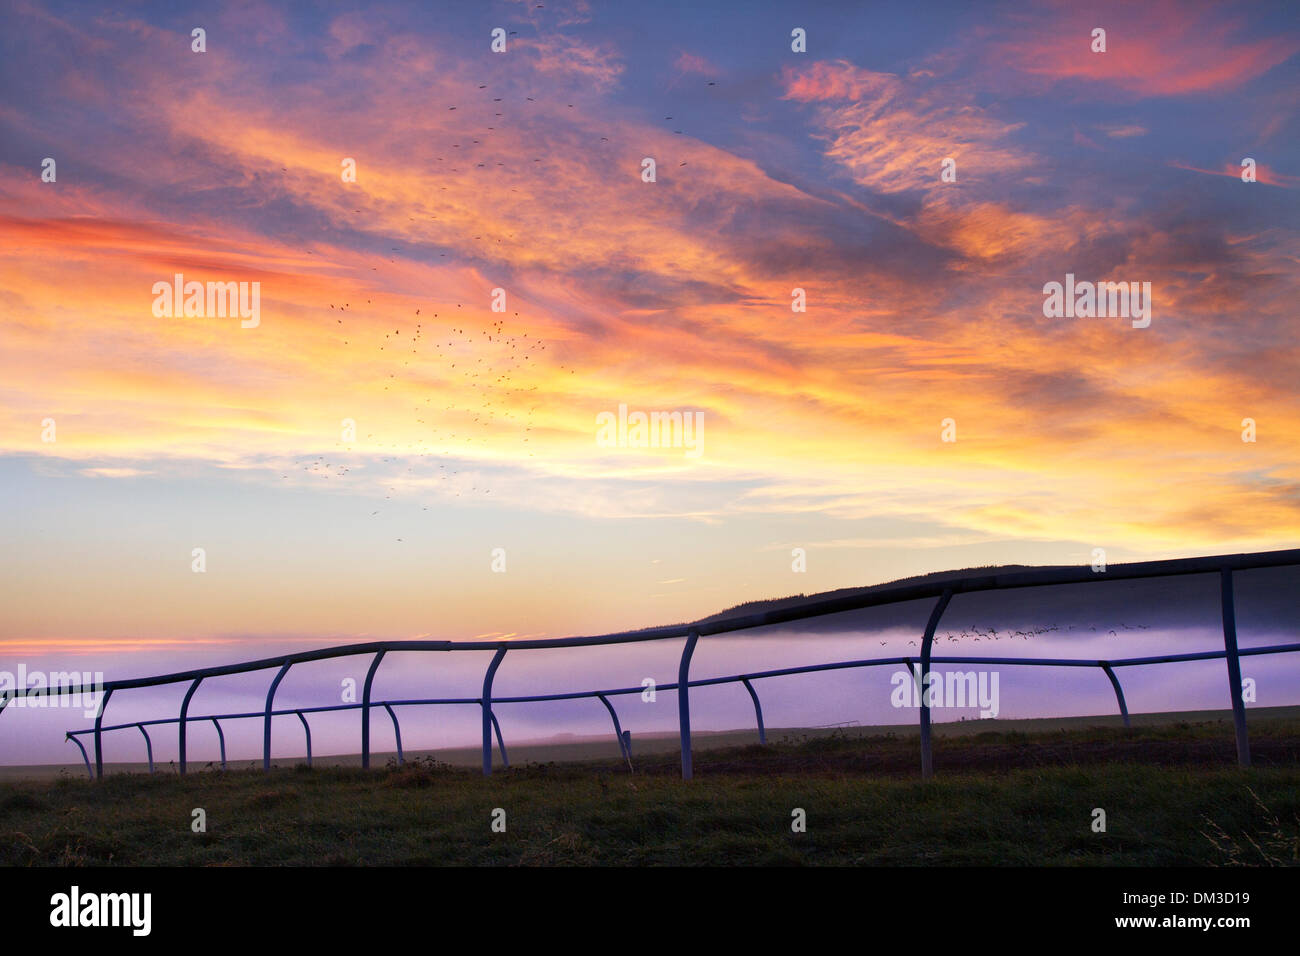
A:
361,649,387,770
68,734,93,780
212,718,226,770
263,661,292,771
93,687,113,780
1220,568,1251,768
741,677,767,745
919,589,954,780
490,711,509,768
136,724,155,774
178,676,203,775
678,629,700,780
596,693,629,761
482,647,507,776
1100,663,1130,729
383,704,403,764
296,711,312,767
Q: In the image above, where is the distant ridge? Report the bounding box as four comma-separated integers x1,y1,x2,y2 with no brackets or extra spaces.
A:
694,564,1068,624
640,561,1300,638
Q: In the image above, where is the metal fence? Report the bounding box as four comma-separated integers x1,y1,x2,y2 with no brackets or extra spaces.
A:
4,547,1298,780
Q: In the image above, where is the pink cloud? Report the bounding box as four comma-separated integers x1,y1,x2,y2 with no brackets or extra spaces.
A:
673,50,720,77
1169,160,1299,188
988,1,1300,96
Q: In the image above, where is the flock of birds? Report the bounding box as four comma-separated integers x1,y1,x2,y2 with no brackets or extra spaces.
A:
279,66,723,536
293,303,566,518
892,622,1154,647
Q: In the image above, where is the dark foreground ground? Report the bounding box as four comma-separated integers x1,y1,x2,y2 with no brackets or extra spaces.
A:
2,717,1297,865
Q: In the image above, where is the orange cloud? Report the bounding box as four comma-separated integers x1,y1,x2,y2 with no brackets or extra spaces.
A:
781,60,1031,194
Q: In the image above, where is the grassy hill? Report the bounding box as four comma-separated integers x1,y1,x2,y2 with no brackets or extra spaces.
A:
3,711,1297,866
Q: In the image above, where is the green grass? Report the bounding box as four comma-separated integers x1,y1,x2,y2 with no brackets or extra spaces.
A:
2,718,1298,866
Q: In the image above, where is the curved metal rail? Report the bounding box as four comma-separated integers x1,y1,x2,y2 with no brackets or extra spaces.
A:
3,547,1296,780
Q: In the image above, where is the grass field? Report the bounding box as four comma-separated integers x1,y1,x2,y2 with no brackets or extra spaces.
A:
2,713,1298,866
11,705,1299,782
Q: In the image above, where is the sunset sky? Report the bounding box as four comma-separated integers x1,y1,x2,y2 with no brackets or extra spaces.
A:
2,0,1298,693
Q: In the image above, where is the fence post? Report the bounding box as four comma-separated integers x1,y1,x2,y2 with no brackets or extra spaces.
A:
596,693,629,761
361,649,387,770
482,647,507,776
1100,663,1130,729
67,734,93,780
93,687,113,780
383,703,403,764
137,724,155,774
741,678,767,745
178,676,203,774
212,718,226,770
491,711,509,768
296,711,312,767
1220,568,1251,767
263,661,292,771
678,629,700,780
920,589,954,779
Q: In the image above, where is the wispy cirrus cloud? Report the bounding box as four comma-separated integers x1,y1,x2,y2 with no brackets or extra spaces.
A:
781,59,1032,194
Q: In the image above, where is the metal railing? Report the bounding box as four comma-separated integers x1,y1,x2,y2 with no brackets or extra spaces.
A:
4,547,1298,780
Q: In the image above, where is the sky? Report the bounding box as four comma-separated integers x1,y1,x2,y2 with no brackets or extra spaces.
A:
1,0,1297,763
